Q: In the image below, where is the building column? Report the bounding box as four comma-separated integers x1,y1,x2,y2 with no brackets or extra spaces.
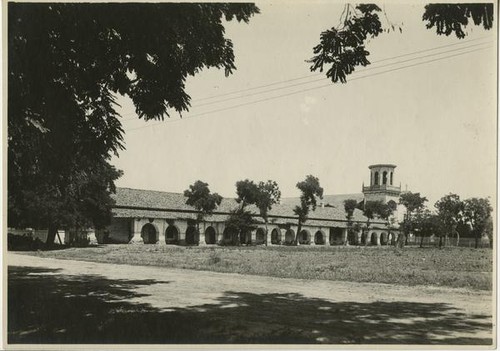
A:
130,218,143,244
342,228,349,246
176,220,189,246
375,232,381,246
356,231,363,245
324,230,331,246
266,228,272,246
198,224,207,246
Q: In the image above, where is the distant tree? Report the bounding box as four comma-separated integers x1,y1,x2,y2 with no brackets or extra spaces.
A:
344,199,359,245
235,179,260,210
9,3,259,244
462,197,493,249
233,179,261,244
293,175,324,245
255,180,281,246
310,3,494,83
362,201,378,245
398,192,428,248
184,181,223,238
361,200,395,245
413,209,443,248
225,208,257,245
435,193,463,246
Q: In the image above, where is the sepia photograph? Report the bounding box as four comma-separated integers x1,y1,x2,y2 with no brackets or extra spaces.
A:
5,0,497,348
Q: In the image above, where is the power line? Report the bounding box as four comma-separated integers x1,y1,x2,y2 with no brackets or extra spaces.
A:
193,41,492,109
124,44,493,132
117,36,492,121
193,36,492,103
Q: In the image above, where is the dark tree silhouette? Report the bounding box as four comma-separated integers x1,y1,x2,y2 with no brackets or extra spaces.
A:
344,199,359,245
8,3,259,243
184,180,223,239
462,197,492,248
293,175,324,245
310,3,494,83
255,181,281,245
435,193,463,247
398,192,428,248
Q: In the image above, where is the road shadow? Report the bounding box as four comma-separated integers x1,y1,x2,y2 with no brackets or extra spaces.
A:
8,265,492,345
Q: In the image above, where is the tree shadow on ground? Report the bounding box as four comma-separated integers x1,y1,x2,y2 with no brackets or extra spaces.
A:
8,266,492,345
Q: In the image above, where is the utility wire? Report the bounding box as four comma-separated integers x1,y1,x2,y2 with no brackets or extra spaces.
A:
194,41,492,108
124,44,493,132
194,36,492,103
117,36,492,120
125,45,493,132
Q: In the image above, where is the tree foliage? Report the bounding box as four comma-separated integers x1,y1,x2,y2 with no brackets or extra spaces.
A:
8,3,259,241
434,193,463,244
343,199,359,245
462,197,493,248
255,180,282,223
184,180,223,223
423,3,494,38
310,3,494,83
309,4,383,83
398,192,428,248
293,175,324,244
235,179,260,209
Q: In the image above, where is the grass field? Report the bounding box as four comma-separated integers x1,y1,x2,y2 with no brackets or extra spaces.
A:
18,244,493,290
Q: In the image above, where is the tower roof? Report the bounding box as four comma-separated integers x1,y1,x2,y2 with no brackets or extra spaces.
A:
368,164,397,169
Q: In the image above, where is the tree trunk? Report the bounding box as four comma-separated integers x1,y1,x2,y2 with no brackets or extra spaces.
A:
420,235,424,248
475,230,479,249
397,232,406,248
265,221,268,246
46,224,58,246
294,221,302,246
444,234,448,247
439,235,443,249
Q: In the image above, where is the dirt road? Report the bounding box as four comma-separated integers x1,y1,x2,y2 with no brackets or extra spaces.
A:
7,253,494,345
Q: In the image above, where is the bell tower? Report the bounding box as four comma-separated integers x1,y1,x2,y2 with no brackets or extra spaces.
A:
362,164,401,204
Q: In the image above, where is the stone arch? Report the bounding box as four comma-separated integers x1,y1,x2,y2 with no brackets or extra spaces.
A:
165,225,179,245
284,229,295,245
388,232,397,245
240,230,251,245
380,232,388,245
370,232,378,245
299,229,311,245
205,226,217,245
383,171,388,185
223,227,238,245
141,223,157,244
329,227,343,245
271,228,281,244
314,230,325,245
185,226,198,245
255,228,266,245
374,171,379,185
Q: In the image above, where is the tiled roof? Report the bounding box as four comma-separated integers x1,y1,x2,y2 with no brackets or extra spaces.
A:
112,187,387,227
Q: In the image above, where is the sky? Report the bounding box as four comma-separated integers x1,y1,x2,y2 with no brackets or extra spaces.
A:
111,2,497,207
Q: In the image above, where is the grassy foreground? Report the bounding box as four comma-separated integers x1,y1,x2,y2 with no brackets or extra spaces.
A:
19,245,492,290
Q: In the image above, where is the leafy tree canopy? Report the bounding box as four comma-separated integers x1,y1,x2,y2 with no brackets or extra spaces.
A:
184,180,223,219
255,180,281,222
435,193,463,229
310,3,494,83
294,175,324,228
344,199,359,219
8,3,259,239
399,191,428,216
235,179,260,209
